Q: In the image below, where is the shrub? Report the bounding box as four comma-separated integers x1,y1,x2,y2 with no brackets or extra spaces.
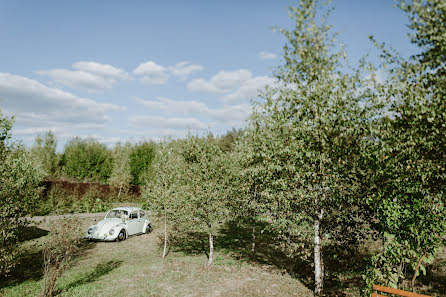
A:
41,217,83,297
60,137,113,183
0,148,45,276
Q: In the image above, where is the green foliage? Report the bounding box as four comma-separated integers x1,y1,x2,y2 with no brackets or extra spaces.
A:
36,185,113,215
109,142,132,198
41,217,83,297
60,138,113,183
364,0,446,290
31,131,59,177
142,141,187,255
242,0,379,293
130,141,156,185
0,109,45,276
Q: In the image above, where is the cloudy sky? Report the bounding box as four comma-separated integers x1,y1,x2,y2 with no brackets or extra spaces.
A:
0,0,417,150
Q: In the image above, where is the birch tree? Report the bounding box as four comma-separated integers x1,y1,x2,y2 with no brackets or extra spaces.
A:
143,142,185,258
365,0,446,290
180,135,229,266
247,0,376,294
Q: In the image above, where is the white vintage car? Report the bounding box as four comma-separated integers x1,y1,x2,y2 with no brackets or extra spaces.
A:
85,207,152,241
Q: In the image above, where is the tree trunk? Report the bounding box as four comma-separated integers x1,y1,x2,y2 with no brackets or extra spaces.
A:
251,226,256,252
162,215,168,259
208,231,214,266
411,251,426,291
314,208,324,296
118,184,122,199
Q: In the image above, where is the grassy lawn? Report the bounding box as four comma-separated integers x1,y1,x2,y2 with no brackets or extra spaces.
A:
2,215,444,297
0,216,313,297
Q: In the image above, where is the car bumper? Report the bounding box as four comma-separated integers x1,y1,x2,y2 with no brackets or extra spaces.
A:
84,232,119,241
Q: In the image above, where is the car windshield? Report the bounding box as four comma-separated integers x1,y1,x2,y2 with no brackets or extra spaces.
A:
106,210,128,219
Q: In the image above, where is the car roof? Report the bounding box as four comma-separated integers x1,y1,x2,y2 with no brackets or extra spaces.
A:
109,207,142,212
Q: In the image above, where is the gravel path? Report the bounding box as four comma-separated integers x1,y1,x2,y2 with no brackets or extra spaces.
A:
27,212,107,222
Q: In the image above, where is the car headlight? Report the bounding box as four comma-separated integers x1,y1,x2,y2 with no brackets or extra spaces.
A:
88,227,94,234
109,229,115,235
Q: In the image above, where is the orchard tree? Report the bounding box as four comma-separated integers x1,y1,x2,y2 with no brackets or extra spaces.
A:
143,142,186,258
365,0,446,290
0,108,45,276
109,142,132,199
246,0,377,294
180,135,230,266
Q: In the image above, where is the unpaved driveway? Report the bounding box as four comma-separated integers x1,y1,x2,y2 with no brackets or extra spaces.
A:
27,212,107,222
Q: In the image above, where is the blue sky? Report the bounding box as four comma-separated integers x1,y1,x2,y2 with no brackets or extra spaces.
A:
0,0,417,150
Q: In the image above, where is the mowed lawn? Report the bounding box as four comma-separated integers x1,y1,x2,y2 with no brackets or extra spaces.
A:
1,215,313,297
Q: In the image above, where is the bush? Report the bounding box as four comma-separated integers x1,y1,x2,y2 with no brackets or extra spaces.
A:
60,138,113,183
0,147,45,276
41,217,83,297
130,142,156,185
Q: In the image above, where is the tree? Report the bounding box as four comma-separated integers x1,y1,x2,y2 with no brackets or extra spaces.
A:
246,1,377,294
365,0,446,290
109,142,132,199
130,141,156,185
60,137,113,183
180,135,230,266
143,142,185,258
0,108,45,276
31,131,58,177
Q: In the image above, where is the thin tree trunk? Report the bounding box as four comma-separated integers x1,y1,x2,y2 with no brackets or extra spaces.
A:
208,231,214,266
251,226,256,252
118,184,122,199
162,214,168,259
411,251,426,291
314,208,324,296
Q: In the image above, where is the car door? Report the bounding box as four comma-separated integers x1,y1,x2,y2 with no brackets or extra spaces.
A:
139,210,148,232
127,211,140,235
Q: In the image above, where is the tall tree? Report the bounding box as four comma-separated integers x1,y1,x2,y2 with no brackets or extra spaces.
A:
246,0,377,294
0,107,45,276
365,0,446,290
143,142,186,258
109,142,132,199
180,135,229,266
31,131,58,177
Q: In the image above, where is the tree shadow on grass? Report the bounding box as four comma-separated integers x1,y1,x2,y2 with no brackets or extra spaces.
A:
0,239,96,291
59,260,122,293
172,220,370,296
18,225,49,242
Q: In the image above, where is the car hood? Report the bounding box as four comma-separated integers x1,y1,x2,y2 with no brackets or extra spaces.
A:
94,218,125,235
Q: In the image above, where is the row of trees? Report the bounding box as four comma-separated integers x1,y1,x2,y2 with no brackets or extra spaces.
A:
31,133,156,187
144,0,445,295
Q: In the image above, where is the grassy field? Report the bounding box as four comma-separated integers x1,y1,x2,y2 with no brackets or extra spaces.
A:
1,215,444,297
0,216,313,297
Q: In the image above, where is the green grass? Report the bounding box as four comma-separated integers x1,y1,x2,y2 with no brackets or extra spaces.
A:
0,216,313,297
2,216,445,297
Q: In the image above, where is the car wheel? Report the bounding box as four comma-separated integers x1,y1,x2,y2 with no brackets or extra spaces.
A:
146,224,152,234
116,229,126,241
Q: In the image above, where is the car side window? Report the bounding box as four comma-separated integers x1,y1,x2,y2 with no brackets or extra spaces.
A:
130,212,138,220
139,210,145,218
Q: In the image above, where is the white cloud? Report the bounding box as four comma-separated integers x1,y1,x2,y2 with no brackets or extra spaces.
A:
73,61,128,80
133,61,169,85
169,61,203,81
136,97,251,125
223,76,276,104
258,51,278,60
129,115,208,130
37,61,128,91
134,60,203,85
187,69,252,94
0,72,124,128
